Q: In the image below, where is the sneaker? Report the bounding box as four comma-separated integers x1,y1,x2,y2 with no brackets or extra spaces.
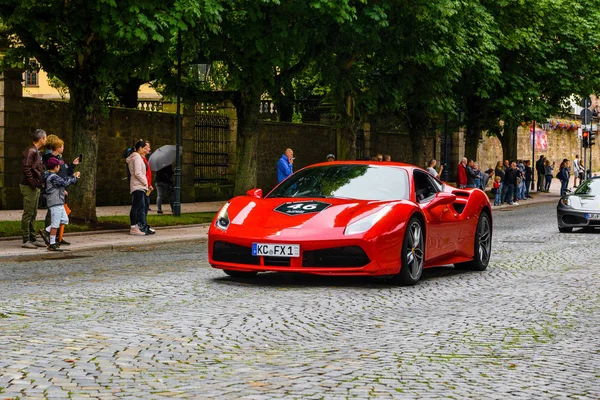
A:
47,243,63,252
32,241,47,247
129,227,146,236
39,229,50,245
145,227,156,235
57,239,71,246
157,210,164,214
21,241,38,249
512,202,519,205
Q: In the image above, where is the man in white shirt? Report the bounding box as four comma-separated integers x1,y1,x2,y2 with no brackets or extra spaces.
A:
572,154,583,188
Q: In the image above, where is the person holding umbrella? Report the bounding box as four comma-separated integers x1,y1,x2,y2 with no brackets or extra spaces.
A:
149,145,181,215
155,164,174,214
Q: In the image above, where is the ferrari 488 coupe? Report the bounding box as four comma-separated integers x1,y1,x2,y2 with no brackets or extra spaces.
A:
209,162,492,285
557,176,600,232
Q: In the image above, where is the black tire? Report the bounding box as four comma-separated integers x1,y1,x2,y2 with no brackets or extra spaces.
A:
223,270,258,278
558,226,573,233
393,216,425,286
454,211,492,271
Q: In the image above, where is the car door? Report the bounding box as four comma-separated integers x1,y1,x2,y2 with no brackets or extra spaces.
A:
413,171,458,261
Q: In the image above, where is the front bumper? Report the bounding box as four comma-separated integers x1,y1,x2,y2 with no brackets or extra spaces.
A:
207,231,400,276
557,206,600,228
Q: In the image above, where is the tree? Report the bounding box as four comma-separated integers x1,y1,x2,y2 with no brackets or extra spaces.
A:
458,0,600,162
0,0,222,222
203,0,369,195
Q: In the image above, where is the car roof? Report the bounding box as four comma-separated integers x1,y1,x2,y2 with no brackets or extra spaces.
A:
308,160,418,169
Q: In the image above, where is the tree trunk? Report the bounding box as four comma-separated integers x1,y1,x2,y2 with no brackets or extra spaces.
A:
274,82,295,123
406,103,431,168
464,119,481,163
68,83,103,223
115,79,143,109
498,120,518,162
233,89,260,196
336,95,357,161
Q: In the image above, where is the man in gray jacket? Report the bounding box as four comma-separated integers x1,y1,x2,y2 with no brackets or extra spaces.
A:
20,129,47,249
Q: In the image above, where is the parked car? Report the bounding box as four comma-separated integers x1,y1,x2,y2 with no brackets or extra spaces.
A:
208,161,493,285
557,176,600,232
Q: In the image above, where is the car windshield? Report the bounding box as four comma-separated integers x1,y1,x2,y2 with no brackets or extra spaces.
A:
267,164,410,201
574,179,600,195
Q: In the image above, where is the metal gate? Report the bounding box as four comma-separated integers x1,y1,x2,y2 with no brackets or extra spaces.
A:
194,112,230,184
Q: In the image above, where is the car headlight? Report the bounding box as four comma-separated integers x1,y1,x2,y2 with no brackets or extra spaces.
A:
560,197,571,207
215,202,230,230
344,205,392,235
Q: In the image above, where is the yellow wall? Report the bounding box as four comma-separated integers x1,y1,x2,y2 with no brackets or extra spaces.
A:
22,67,161,101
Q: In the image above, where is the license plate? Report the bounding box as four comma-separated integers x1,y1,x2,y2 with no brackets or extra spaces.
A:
252,243,300,257
586,213,600,220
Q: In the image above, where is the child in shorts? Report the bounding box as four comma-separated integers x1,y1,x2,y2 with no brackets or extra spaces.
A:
43,157,80,251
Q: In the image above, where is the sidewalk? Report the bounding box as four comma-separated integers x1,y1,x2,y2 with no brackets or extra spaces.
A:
0,179,568,260
0,201,225,259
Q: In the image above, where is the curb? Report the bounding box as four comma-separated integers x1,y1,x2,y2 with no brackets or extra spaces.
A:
0,223,210,242
0,233,209,262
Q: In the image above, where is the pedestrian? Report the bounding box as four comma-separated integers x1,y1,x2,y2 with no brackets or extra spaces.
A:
383,154,391,161
494,161,505,204
326,153,335,162
572,154,583,188
42,157,80,251
20,129,48,249
426,159,443,178
457,157,467,188
472,162,482,189
465,160,477,188
39,135,80,246
516,160,525,201
504,161,520,205
535,155,545,192
558,160,570,196
139,140,154,231
126,140,151,236
524,160,533,199
277,148,294,183
492,175,501,206
156,164,174,215
544,159,555,192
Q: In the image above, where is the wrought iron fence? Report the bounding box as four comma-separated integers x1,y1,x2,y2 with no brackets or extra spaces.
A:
194,112,230,184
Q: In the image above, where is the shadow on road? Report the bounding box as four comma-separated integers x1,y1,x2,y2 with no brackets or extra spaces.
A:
212,265,472,288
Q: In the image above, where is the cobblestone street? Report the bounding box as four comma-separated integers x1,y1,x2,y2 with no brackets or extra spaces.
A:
1,202,599,399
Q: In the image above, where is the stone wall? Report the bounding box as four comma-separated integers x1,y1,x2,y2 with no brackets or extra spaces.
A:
1,97,195,208
3,86,599,210
476,126,600,175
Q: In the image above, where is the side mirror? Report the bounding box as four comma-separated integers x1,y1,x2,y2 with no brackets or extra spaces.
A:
246,188,263,199
426,192,456,208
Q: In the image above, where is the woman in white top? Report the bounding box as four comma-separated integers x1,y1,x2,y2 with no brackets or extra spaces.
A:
426,159,443,178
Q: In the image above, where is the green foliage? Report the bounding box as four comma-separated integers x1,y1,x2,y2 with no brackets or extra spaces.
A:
47,75,69,99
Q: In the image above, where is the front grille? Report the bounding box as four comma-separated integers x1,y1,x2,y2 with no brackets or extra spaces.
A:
303,246,370,268
562,214,587,225
213,241,260,265
264,257,291,267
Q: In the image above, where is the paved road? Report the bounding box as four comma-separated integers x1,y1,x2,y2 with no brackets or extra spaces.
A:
1,202,599,399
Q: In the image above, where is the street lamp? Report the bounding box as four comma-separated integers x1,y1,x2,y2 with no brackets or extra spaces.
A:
173,31,212,217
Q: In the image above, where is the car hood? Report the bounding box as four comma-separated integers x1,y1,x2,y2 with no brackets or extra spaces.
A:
225,196,406,232
567,194,600,210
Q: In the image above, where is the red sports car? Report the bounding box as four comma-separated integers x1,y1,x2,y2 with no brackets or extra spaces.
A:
208,161,492,285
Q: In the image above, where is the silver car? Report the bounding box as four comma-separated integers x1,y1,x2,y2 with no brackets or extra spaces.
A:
557,177,600,232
